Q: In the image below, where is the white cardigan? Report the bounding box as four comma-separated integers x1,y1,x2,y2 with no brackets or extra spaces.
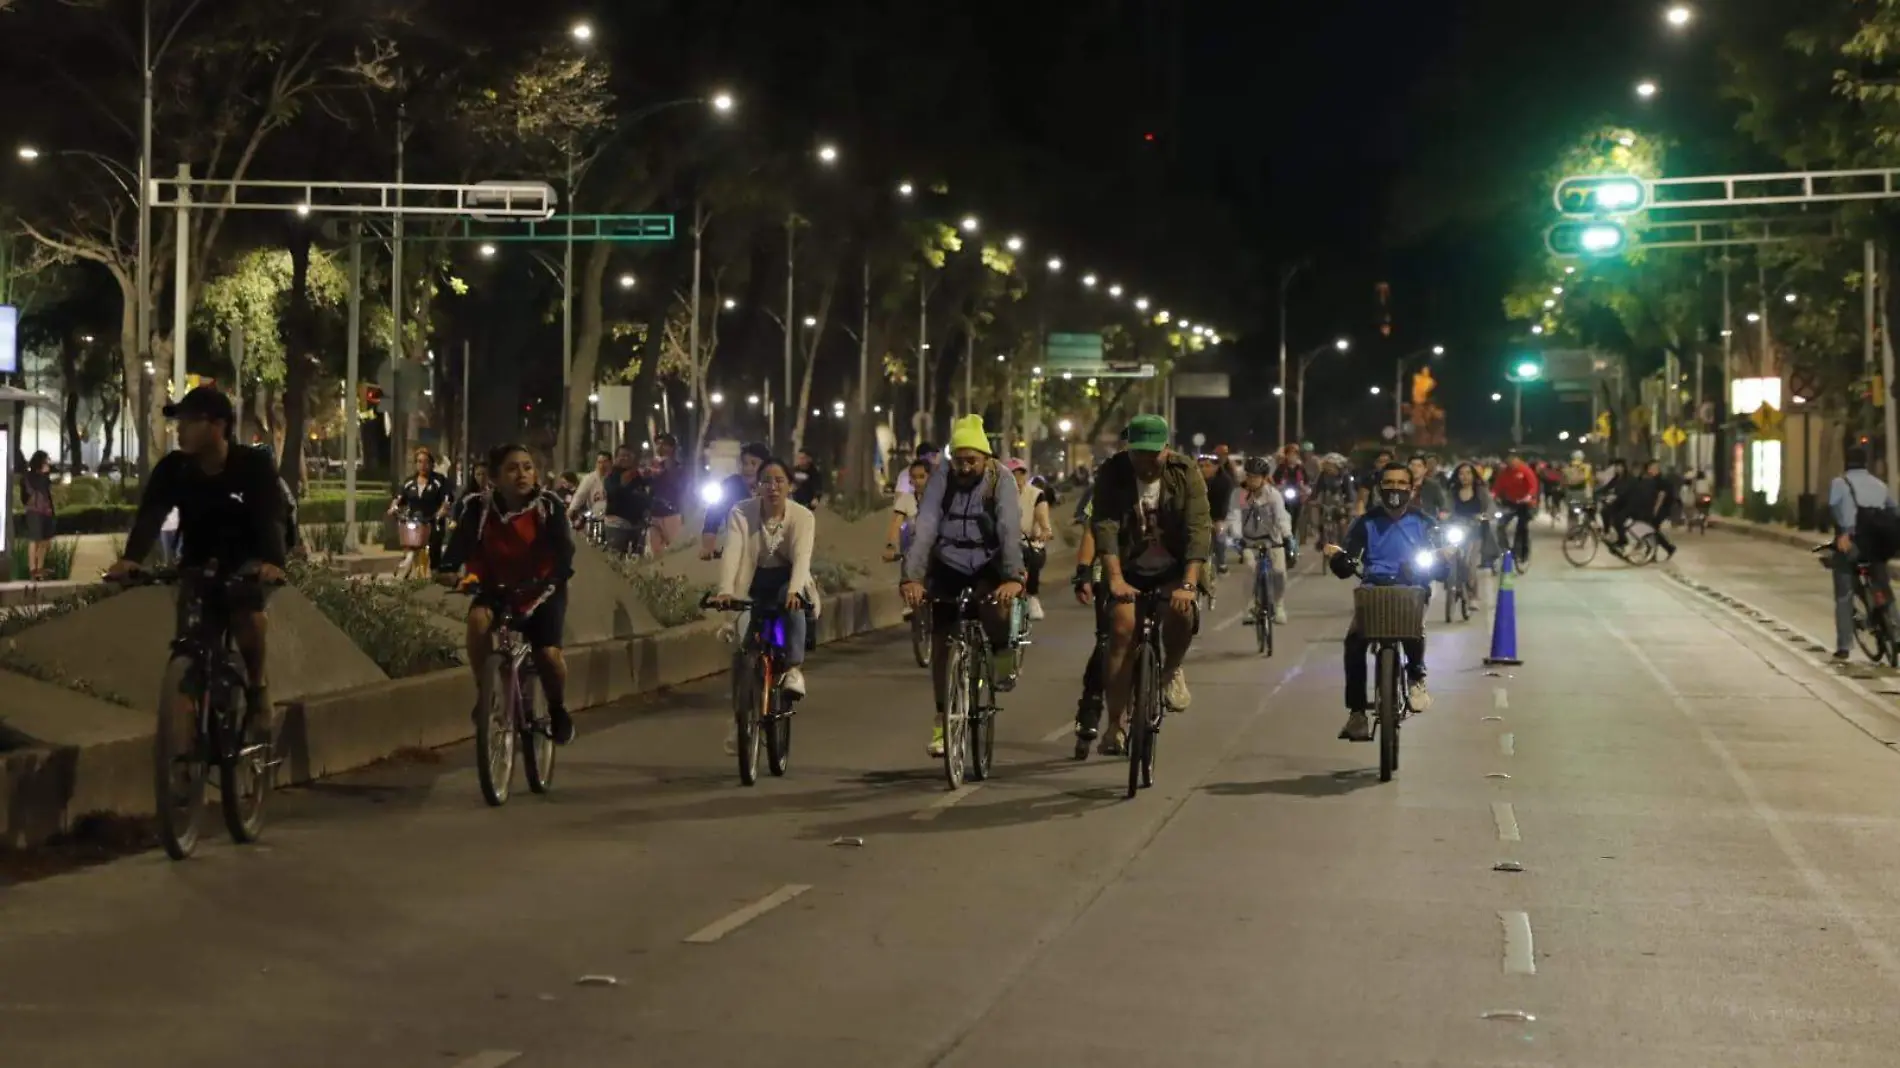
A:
718,498,819,613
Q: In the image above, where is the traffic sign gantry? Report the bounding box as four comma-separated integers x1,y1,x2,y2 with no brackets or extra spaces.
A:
1545,221,1629,258
1554,175,1649,217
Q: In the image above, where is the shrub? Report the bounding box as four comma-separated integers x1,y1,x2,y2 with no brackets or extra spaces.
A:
811,559,867,595
304,522,354,557
10,538,78,580
0,587,110,640
611,557,711,627
286,561,460,678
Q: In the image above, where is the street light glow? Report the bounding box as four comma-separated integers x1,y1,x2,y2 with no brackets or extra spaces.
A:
479,243,497,258
995,353,1006,362
1531,325,1545,335
1134,298,1150,311
1432,345,1446,356
1492,392,1503,402
1784,292,1798,304
16,145,39,161
1544,298,1556,309
1046,256,1062,272
1514,360,1543,380
1746,311,1761,323
1156,310,1171,323
619,273,636,289
295,203,311,217
817,143,839,164
747,394,760,406
1081,274,1097,287
723,298,737,310
711,91,735,113
802,315,818,327
710,391,725,405
1558,430,1571,441
1665,5,1692,28
1551,286,1564,295
1636,80,1659,99
1370,386,1381,395
897,180,914,197
570,20,593,41
1005,235,1023,252
587,392,600,403
1272,386,1285,397
1057,418,1074,434
960,215,980,233
1107,284,1123,298
1334,338,1350,352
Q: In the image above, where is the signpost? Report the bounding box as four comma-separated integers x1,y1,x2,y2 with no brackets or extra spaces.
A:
1171,372,1230,399
1661,425,1687,449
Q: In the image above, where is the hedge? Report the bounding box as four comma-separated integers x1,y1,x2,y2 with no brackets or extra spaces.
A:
25,490,381,536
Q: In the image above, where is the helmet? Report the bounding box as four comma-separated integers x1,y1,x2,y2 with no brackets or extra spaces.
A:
1571,450,1584,463
1244,457,1273,477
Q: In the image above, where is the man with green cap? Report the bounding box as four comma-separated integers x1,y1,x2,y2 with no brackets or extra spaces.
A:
902,415,1026,758
1087,414,1211,755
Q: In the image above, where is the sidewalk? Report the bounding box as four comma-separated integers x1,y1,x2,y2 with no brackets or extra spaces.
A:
1704,513,1825,550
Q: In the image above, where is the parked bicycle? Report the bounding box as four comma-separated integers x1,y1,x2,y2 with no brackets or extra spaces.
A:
462,579,560,806
118,565,283,860
1815,542,1899,667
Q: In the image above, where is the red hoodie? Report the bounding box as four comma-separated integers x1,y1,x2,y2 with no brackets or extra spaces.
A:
1491,461,1539,505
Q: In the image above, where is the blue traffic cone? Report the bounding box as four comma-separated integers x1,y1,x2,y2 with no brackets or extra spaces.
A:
1486,551,1522,666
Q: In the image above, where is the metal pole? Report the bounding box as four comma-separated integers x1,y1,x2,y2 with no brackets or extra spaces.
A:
1513,382,1524,446
688,199,703,450
1722,259,1733,497
916,272,928,444
344,225,361,537
170,163,189,405
963,329,974,416
1393,357,1404,439
390,111,406,478
784,214,795,453
1882,247,1900,494
1868,240,1879,449
461,340,470,483
138,0,154,471
858,253,871,485
562,141,575,446
1296,355,1307,444
1757,261,1771,374
1277,266,1293,446
231,323,244,435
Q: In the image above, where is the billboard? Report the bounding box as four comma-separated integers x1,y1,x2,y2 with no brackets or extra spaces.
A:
0,306,16,375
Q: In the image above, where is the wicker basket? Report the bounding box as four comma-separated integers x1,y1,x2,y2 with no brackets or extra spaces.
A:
1353,586,1426,641
397,518,431,549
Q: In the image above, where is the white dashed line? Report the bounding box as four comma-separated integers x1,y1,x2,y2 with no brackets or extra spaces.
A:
1493,687,1509,709
1498,732,1515,757
1499,910,1536,975
913,784,982,821
447,1053,522,1068
1491,801,1521,842
683,884,812,944
1042,723,1076,743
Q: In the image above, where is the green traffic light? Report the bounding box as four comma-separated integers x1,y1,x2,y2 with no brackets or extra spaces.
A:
1554,175,1648,217
1545,221,1629,258
1515,360,1542,380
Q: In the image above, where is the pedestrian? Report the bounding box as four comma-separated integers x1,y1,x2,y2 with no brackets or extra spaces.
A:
1829,444,1898,660
646,433,687,554
19,450,55,581
791,449,826,508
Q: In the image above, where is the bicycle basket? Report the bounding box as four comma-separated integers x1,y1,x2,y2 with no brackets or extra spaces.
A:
1353,586,1426,641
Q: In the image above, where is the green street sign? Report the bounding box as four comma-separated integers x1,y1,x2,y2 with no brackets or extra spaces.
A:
1545,221,1629,258
1553,175,1647,217
1045,331,1105,370
449,214,677,243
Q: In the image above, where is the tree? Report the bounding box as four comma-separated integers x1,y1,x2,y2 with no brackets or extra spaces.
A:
195,245,348,449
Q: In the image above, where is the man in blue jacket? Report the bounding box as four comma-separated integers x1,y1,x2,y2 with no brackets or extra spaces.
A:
1324,462,1439,741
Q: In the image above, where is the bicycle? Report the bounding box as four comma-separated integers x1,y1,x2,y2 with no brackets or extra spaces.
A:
1439,520,1475,623
462,580,560,806
703,594,797,784
1687,494,1712,535
1121,587,1177,798
393,511,434,580
121,565,283,861
1815,542,1899,667
1243,535,1290,656
1350,579,1426,783
929,588,1015,790
1561,503,1658,568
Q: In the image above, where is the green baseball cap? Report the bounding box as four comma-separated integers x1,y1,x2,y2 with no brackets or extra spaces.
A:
1124,414,1170,452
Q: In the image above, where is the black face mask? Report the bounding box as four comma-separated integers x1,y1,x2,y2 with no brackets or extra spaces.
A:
1379,488,1411,513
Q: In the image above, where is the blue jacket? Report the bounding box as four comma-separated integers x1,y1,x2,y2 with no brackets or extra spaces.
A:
1330,508,1436,588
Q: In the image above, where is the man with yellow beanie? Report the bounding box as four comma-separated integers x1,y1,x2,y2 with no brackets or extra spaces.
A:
901,415,1026,758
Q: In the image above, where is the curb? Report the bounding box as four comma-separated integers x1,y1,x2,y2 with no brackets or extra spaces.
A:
0,585,906,849
1705,515,1820,551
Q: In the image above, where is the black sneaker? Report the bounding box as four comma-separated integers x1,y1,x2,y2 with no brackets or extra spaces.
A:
1833,650,1852,662
548,705,576,746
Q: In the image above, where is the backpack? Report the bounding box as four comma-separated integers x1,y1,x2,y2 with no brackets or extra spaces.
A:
1846,478,1900,561
936,460,1003,548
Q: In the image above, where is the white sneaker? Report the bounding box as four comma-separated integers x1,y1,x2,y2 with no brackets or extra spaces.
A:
1026,596,1045,622
1164,669,1191,711
782,667,807,698
1408,679,1433,713
723,723,738,755
1273,604,1288,625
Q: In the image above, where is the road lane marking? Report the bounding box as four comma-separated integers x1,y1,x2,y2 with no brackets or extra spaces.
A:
1498,732,1515,757
1499,910,1536,975
448,1054,522,1068
1492,801,1521,842
1042,723,1076,743
1493,687,1509,709
683,884,812,944
913,784,981,821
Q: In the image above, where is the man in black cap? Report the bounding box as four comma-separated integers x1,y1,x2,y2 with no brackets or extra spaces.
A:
107,386,290,740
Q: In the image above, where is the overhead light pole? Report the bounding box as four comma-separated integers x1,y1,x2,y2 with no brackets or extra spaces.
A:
1295,337,1350,443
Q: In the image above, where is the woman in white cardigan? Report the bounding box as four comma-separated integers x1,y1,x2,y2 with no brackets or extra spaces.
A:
712,457,818,697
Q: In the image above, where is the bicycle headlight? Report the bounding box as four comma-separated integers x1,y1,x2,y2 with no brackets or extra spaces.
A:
698,480,725,506
1413,549,1436,570
1282,487,1297,501
1493,510,1505,520
1445,526,1466,545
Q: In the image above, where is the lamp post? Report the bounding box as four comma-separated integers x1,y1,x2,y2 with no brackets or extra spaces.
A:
1507,358,1543,446
1277,260,1308,445
1295,338,1350,443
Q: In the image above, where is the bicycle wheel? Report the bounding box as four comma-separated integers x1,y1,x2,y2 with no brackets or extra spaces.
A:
1377,646,1400,783
941,642,970,790
1444,577,1455,624
474,653,517,806
520,668,556,795
217,661,269,844
1855,590,1884,662
734,653,764,786
1562,526,1599,567
1628,534,1659,568
967,646,995,783
765,669,793,777
1254,571,1270,655
911,610,931,668
1127,641,1160,798
153,656,208,860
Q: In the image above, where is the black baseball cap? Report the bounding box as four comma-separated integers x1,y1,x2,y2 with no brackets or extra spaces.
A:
163,386,236,426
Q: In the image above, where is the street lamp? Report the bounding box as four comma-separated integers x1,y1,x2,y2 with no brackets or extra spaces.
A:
1046,257,1062,272
723,298,737,310
1294,338,1351,442
817,143,839,164
897,180,914,197
1506,359,1543,445
1558,430,1571,442
1134,297,1150,311
1057,418,1074,435
1272,386,1284,397
802,315,818,327
1746,311,1762,323
1784,292,1798,304
1665,5,1692,28
711,91,736,113
960,215,980,233
1370,385,1381,395
1081,274,1097,288
15,145,40,161
1491,392,1503,402
1005,235,1023,252
710,391,725,406
570,20,594,41
1531,324,1545,335
1107,284,1123,298
618,273,636,289
479,243,497,258
747,394,760,406
1636,80,1659,99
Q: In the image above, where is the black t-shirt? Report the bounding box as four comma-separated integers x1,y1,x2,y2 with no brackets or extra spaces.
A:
1627,474,1672,520
394,472,451,519
603,467,652,525
125,446,288,569
792,464,825,507
1206,469,1235,517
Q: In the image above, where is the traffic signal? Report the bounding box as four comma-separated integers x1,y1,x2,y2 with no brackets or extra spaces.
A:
1545,221,1629,258
1508,356,1544,384
1553,175,1648,217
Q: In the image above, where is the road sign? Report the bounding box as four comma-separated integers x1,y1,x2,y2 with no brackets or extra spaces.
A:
1595,412,1613,439
468,180,560,222
1661,425,1687,448
1545,221,1630,258
1191,432,1206,449
1045,332,1105,372
1553,175,1648,217
1752,404,1784,436
450,214,676,243
1171,372,1230,399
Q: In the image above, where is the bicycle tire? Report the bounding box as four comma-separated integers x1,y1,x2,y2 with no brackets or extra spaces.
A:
942,642,970,790
217,661,269,844
1128,641,1160,798
520,669,556,795
474,653,517,806
734,653,764,786
154,656,207,860
1629,534,1659,568
911,611,931,668
766,705,792,777
1254,570,1270,655
1377,646,1399,783
1855,590,1885,662
1459,582,1472,622
1562,526,1598,567
968,623,995,782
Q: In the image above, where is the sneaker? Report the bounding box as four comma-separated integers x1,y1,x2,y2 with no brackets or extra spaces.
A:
1339,710,1372,742
1163,669,1191,711
549,705,576,746
782,667,807,698
723,722,738,755
1098,727,1128,756
1834,649,1853,661
1026,595,1045,622
927,724,947,758
1407,679,1433,713
1273,604,1288,625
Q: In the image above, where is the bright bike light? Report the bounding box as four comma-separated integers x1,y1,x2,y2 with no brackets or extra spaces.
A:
1413,550,1436,570
1446,526,1466,545
698,481,725,506
1282,487,1297,501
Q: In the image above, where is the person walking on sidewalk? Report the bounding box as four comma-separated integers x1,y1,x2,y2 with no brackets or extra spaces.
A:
1829,445,1897,660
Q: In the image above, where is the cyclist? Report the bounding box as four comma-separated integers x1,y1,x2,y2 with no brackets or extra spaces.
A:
388,446,453,570
1561,450,1592,510
1448,461,1495,599
1090,414,1209,755
448,443,578,745
1310,454,1354,550
1491,449,1539,567
1271,443,1308,537
1238,457,1293,625
901,415,1025,758
1536,456,1564,516
1071,497,1109,744
601,444,653,556
646,433,687,554
713,456,817,750
568,451,613,526
1323,461,1436,742
1409,453,1450,518
1009,458,1053,621
1199,454,1239,575
108,386,289,747
886,457,932,560
1595,457,1631,544
699,441,771,560
1830,444,1898,660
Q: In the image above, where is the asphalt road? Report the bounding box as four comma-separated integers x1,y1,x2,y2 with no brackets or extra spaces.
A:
10,530,1900,1066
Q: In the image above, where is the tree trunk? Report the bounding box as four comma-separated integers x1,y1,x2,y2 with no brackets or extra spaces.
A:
622,320,665,454
277,232,315,496
59,335,82,466
559,242,613,471
115,297,150,474
790,274,838,457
